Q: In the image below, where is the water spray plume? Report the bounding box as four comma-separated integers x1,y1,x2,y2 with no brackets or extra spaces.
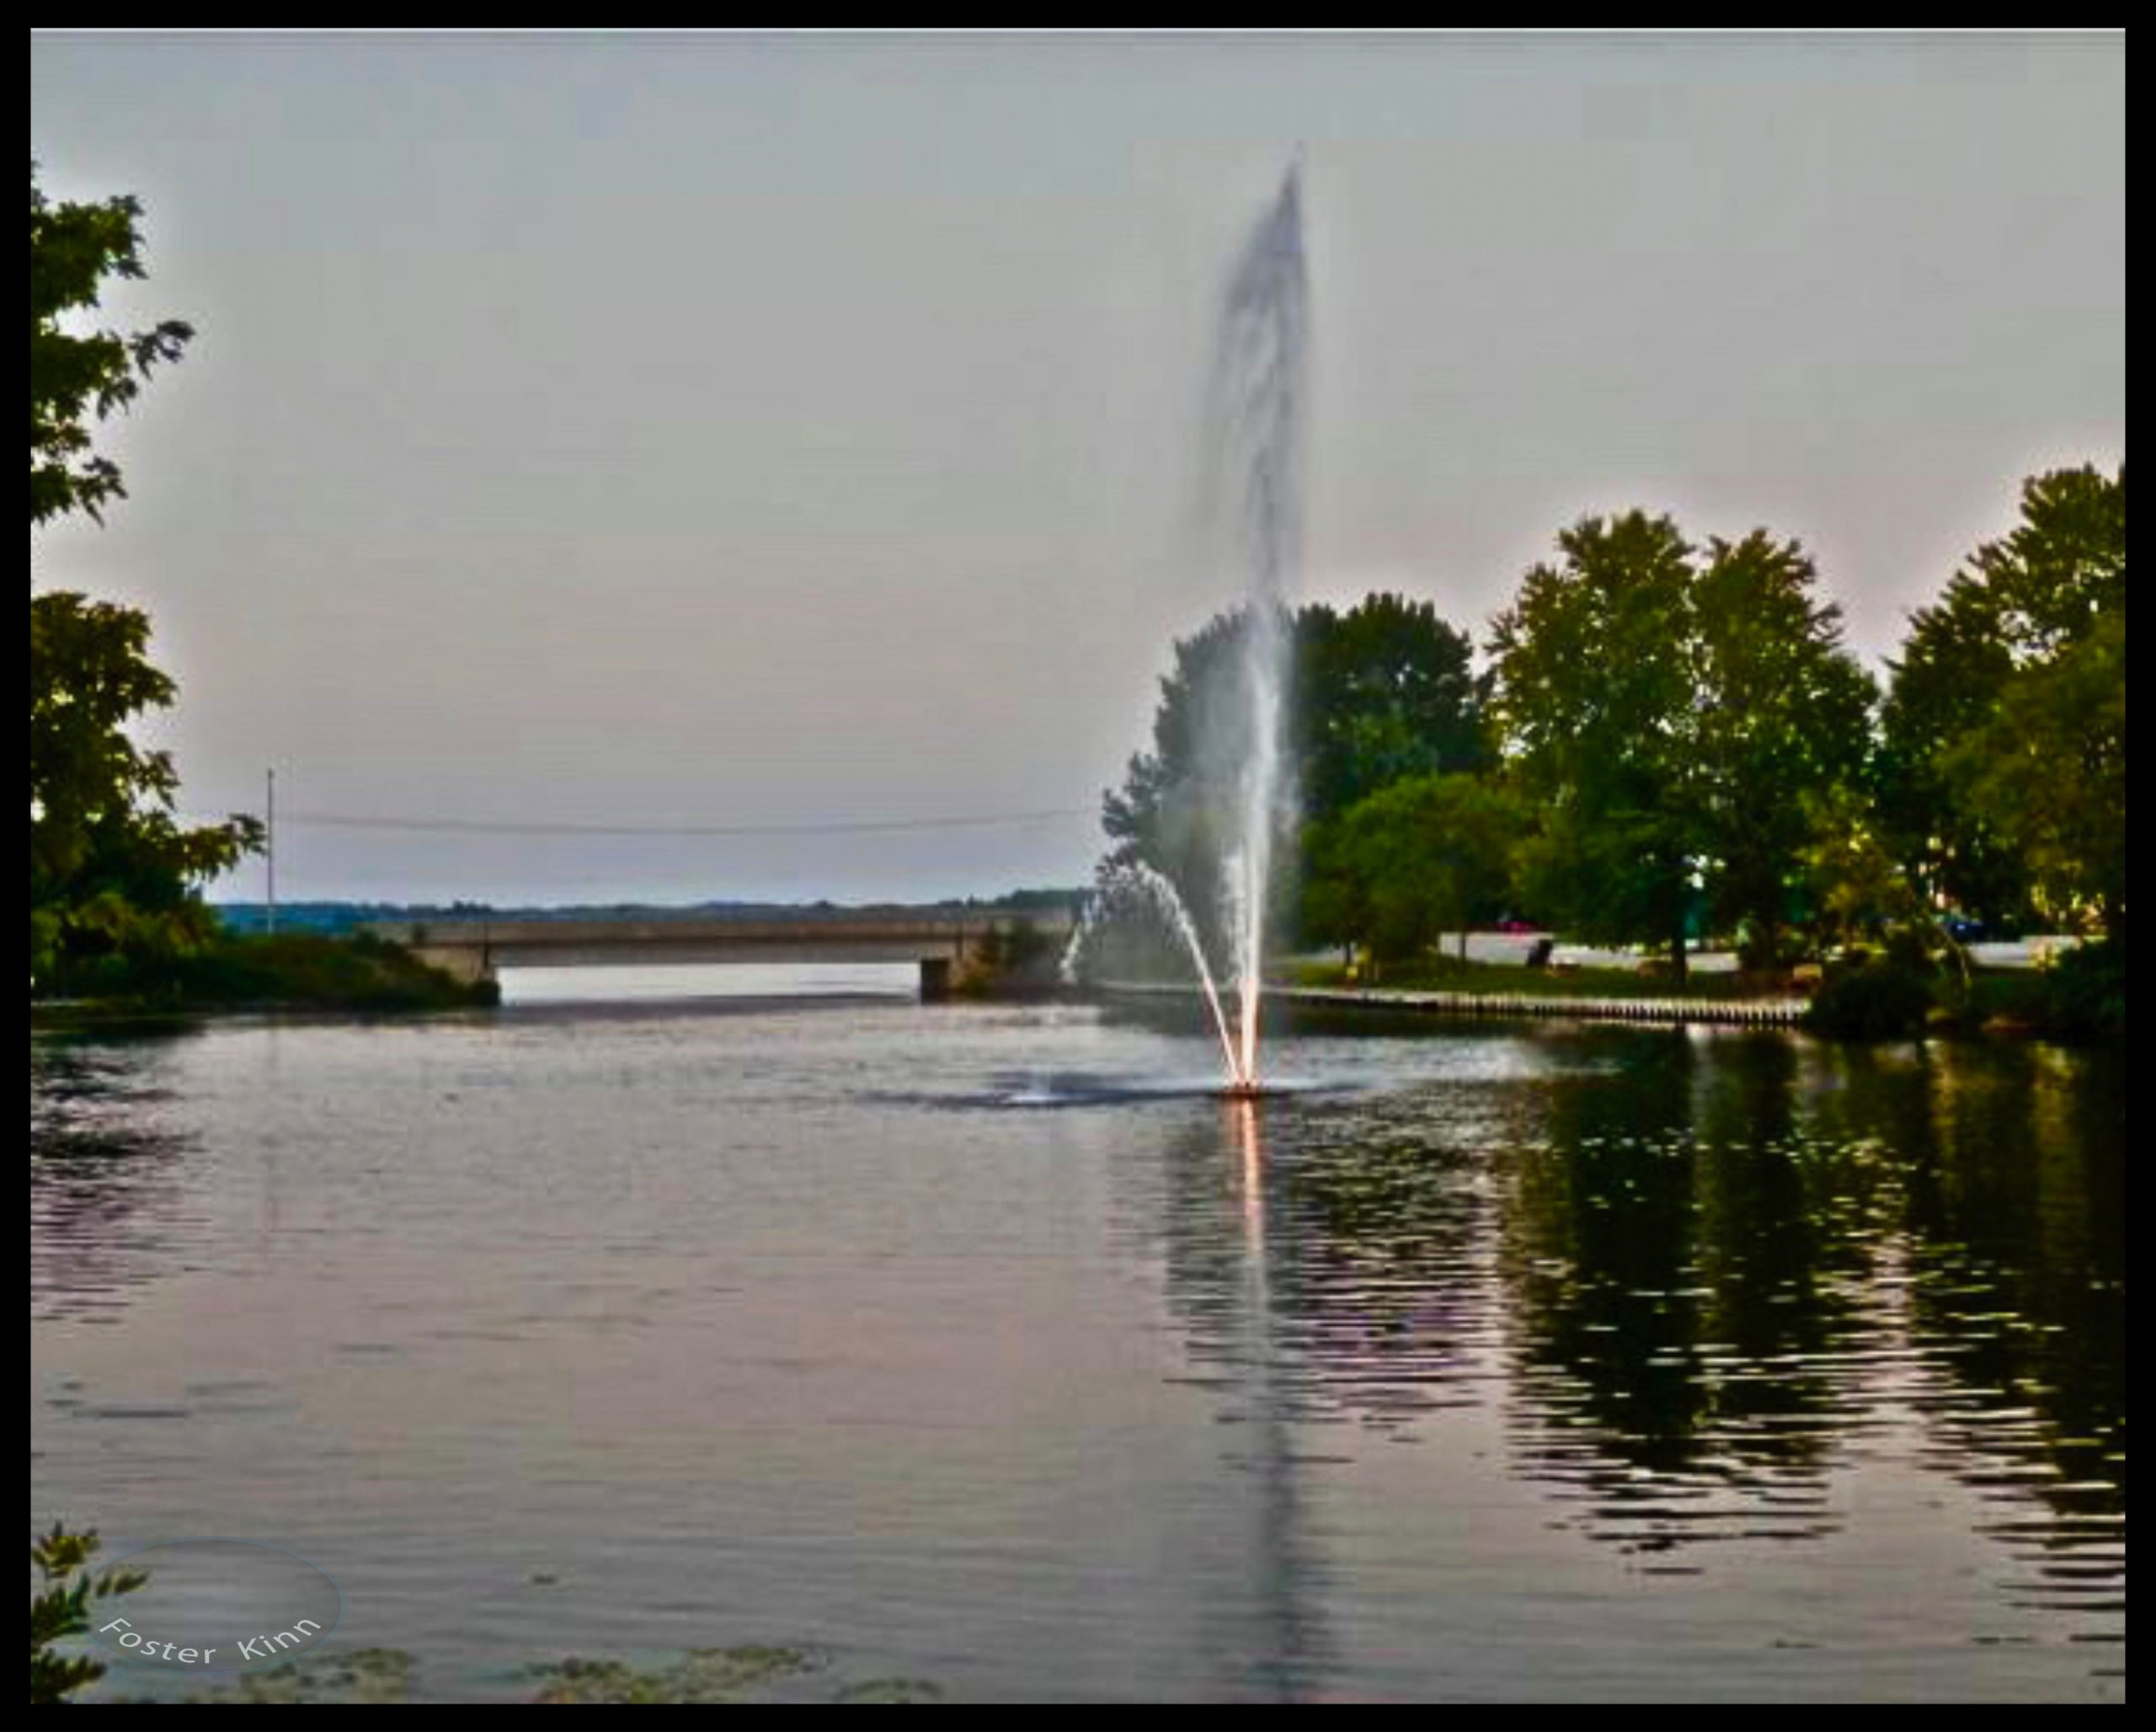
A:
1070,160,1307,1097
1065,863,1245,1084
1210,159,1306,1093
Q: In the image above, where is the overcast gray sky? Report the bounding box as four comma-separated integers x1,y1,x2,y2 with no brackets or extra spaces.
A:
31,32,2124,907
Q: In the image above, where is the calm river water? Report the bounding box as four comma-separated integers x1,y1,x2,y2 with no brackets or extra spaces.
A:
30,973,2126,1702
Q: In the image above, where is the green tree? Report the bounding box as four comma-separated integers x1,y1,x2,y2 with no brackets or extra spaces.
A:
1295,593,1489,822
1943,607,2124,939
1796,780,1961,988
1492,514,1873,978
30,163,258,991
1306,772,1523,968
1691,532,1876,967
30,594,261,985
1492,512,1706,981
31,163,193,527
1101,605,1285,960
1102,594,1489,956
1875,574,2029,924
1881,464,2124,935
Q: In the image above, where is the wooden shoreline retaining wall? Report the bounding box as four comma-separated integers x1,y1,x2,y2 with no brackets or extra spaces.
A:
1097,981,1810,1029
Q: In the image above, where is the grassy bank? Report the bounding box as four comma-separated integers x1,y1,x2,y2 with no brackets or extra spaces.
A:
1283,954,1775,1002
32,931,499,1023
1281,943,2122,1045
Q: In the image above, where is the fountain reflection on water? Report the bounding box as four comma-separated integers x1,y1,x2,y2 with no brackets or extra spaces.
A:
1067,159,1308,1096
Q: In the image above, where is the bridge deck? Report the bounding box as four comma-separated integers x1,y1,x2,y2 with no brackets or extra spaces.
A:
363,912,1074,977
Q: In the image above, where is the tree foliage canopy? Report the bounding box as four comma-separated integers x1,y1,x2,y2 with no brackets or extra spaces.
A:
30,591,262,981
1690,530,1876,961
30,163,258,991
1492,513,1708,970
1295,593,1488,821
1100,462,2118,984
1945,608,2124,936
30,1525,150,1705
1303,772,1523,965
1881,464,2125,934
31,162,193,529
1101,594,1489,954
1492,514,1873,973
1100,604,1283,950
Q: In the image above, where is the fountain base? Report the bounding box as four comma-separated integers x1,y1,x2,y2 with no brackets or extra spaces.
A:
1215,1080,1271,1101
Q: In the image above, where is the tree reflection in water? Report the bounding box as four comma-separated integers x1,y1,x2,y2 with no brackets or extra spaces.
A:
31,1040,197,1323
1137,1029,2123,1652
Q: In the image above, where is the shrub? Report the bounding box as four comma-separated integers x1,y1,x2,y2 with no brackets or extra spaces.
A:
1802,956,1939,1040
2039,940,2125,1044
30,1525,148,1704
953,918,1062,997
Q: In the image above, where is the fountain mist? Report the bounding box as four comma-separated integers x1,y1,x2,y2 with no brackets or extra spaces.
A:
1209,158,1308,1090
1070,161,1307,1095
1064,862,1244,1083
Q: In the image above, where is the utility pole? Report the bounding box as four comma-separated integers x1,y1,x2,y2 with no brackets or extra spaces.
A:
266,767,276,936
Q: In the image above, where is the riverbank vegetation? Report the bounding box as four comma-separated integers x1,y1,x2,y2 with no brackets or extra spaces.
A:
950,917,1064,998
30,171,496,1022
32,167,263,1005
30,1526,148,1704
1800,935,2123,1043
36,930,500,1023
1101,466,2124,1043
1280,943,2121,1046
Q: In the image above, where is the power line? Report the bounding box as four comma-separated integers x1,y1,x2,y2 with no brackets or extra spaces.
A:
209,805,1100,839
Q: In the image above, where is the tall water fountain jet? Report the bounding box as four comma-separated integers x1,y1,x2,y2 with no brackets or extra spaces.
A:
1206,157,1307,1094
1070,160,1307,1096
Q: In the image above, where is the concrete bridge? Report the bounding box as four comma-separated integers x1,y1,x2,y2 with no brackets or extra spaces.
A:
362,910,1075,999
